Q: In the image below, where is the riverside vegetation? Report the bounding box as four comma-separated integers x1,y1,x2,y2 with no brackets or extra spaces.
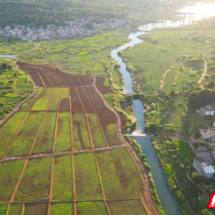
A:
120,16,215,215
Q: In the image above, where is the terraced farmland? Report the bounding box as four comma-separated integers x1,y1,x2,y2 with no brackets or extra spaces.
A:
0,63,158,215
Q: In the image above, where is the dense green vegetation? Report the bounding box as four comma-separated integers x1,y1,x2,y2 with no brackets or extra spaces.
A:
51,203,73,215
48,88,61,110
76,202,107,215
0,59,32,120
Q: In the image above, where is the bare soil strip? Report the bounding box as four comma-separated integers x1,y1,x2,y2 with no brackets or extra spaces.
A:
198,52,208,84
38,73,46,87
157,69,171,93
70,88,84,112
77,87,94,112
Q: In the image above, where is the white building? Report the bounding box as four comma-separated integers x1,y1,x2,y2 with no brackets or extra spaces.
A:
193,157,215,178
199,105,215,116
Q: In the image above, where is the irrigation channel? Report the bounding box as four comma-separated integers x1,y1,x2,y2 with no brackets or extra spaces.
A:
111,4,208,215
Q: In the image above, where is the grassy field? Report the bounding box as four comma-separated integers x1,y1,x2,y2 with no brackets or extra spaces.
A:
31,88,52,110
0,112,27,157
96,151,125,199
73,113,91,150
20,88,43,110
111,148,142,199
87,113,107,148
51,203,73,215
0,160,25,201
108,200,146,215
7,112,44,157
76,202,107,215
173,141,195,162
8,203,22,215
52,155,73,201
33,112,57,154
24,203,48,215
74,153,102,200
48,88,62,111
15,157,52,201
55,112,71,152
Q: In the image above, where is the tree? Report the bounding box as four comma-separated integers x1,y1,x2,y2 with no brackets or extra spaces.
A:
201,209,212,215
191,171,203,183
194,130,202,139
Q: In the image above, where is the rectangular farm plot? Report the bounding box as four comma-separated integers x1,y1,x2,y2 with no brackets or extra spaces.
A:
7,112,44,157
52,155,72,201
97,112,120,146
77,202,108,215
31,88,53,111
74,153,102,200
70,87,83,112
60,88,70,112
0,112,27,158
51,203,73,215
96,151,125,199
20,88,43,110
24,203,48,215
108,200,146,215
15,157,52,201
8,203,22,215
84,87,109,112
48,88,62,111
33,112,57,154
77,87,94,112
55,112,71,152
73,113,91,150
111,148,142,199
0,160,25,201
87,113,107,148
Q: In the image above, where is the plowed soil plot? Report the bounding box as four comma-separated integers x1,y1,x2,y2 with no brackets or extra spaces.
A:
8,203,22,215
77,87,94,112
51,203,73,215
73,113,91,150
79,75,93,86
60,88,70,112
52,155,73,201
55,112,71,152
97,86,113,95
48,88,62,111
39,72,53,87
33,112,57,154
70,88,83,112
0,112,28,158
96,151,125,199
74,153,102,200
15,157,52,201
20,88,43,111
97,112,120,146
69,75,82,86
24,203,48,215
0,160,25,201
84,87,109,112
95,77,105,86
108,200,146,215
111,148,142,199
77,202,108,215
7,112,44,157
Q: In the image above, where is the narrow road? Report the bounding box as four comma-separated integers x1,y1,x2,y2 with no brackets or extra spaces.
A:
198,52,208,84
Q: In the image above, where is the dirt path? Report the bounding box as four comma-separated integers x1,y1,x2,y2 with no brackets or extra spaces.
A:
157,69,171,93
198,52,208,84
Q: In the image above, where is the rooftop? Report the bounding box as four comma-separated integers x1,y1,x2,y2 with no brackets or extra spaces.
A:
203,166,215,174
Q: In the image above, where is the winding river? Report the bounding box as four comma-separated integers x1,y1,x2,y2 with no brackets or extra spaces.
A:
110,7,207,215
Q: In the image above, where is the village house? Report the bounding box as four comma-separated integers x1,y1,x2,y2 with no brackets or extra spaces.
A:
198,105,215,116
199,129,215,140
193,157,215,178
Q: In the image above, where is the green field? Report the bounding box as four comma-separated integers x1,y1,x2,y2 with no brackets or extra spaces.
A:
20,88,43,110
15,158,52,201
52,155,73,201
76,202,107,215
24,203,48,215
61,88,69,101
73,113,91,150
31,88,52,110
33,112,57,154
0,112,27,157
74,153,102,200
111,148,142,198
173,141,195,162
55,112,71,152
7,112,44,157
8,203,22,215
87,113,107,147
51,203,73,215
0,160,25,201
108,200,146,215
96,151,125,199
48,88,62,111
